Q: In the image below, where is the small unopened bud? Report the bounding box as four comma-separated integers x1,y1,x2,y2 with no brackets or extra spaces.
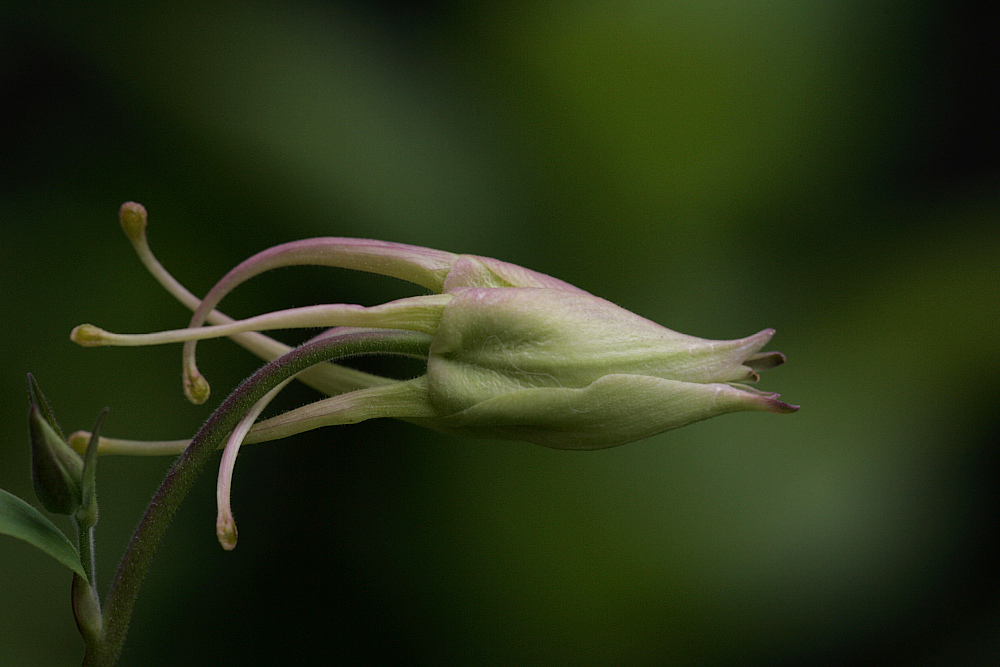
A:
29,404,84,515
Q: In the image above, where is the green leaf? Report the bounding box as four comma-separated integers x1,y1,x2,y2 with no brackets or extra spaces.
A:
0,487,86,580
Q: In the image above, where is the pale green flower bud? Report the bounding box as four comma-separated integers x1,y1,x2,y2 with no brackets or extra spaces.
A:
426,286,795,449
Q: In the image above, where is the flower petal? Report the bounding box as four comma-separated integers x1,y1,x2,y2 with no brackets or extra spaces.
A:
442,255,592,293
244,377,436,444
438,373,798,450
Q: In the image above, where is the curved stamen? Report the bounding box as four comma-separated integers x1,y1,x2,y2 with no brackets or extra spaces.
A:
181,238,458,404
216,378,293,550
217,377,435,549
67,432,191,457
119,202,297,362
116,203,400,396
73,294,451,348
95,328,434,662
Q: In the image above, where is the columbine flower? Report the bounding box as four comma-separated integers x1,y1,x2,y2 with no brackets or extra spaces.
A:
71,202,797,549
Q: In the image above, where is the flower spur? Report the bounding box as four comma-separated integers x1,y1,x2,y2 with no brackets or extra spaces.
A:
71,202,797,549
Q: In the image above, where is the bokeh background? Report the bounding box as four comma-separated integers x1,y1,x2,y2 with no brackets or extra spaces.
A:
2,1,998,664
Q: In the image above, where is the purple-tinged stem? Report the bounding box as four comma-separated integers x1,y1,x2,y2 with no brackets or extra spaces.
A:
83,329,432,666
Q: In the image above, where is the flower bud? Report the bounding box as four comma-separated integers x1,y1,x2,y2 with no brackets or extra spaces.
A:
68,203,799,545
427,287,796,449
29,404,84,515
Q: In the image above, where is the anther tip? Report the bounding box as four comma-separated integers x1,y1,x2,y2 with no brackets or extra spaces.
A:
216,515,238,551
119,202,148,243
67,431,92,455
71,324,108,347
184,372,211,405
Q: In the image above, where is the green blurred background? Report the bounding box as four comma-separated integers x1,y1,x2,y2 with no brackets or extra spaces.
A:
2,1,998,664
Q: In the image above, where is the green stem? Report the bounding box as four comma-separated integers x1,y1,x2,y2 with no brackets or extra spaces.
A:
74,517,97,587
72,518,103,645
82,329,432,665
74,409,105,646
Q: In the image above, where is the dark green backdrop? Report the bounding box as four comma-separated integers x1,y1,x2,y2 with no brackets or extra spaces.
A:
3,1,998,664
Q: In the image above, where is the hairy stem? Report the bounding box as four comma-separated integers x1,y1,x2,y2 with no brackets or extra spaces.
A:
82,329,432,665
74,517,97,587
